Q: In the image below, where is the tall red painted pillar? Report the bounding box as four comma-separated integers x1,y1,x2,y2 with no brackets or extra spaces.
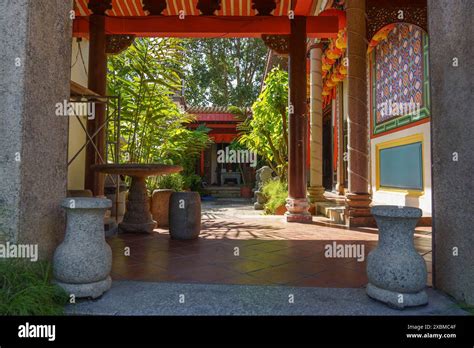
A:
84,0,111,196
286,16,312,223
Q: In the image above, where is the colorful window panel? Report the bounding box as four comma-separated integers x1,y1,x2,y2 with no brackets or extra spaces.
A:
372,23,430,135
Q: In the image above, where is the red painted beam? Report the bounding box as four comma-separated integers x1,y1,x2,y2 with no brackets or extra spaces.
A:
73,15,339,38
319,9,346,29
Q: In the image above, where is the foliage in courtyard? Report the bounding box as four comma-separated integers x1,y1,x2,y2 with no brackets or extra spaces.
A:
0,260,68,315
148,172,203,194
183,38,268,107
262,179,288,215
238,68,289,179
107,38,211,167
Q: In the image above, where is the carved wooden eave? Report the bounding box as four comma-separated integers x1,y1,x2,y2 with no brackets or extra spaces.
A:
106,35,135,55
196,0,222,16
262,34,290,56
87,0,112,15
252,0,277,16
142,0,167,15
366,0,428,39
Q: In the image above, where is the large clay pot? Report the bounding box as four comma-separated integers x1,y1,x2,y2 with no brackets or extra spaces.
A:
274,204,287,215
240,186,253,198
366,205,427,309
53,197,112,299
169,192,201,240
151,189,174,227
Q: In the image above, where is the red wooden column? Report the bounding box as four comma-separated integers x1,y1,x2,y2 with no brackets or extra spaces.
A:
285,16,312,223
345,0,373,227
84,0,111,196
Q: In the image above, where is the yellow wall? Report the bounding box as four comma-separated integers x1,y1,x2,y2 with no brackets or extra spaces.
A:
68,39,89,190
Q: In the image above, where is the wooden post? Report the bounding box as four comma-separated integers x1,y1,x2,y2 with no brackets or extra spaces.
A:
345,0,373,226
85,0,111,196
286,16,311,223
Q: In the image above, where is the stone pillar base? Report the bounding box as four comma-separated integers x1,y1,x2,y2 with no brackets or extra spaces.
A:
307,186,326,203
366,283,428,309
345,193,375,227
335,183,345,196
55,276,112,299
119,221,157,234
285,198,312,223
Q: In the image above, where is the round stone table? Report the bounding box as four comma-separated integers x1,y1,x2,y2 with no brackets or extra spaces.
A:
92,164,182,233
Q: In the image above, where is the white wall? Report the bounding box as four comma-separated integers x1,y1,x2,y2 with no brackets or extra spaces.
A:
370,122,432,216
68,39,89,190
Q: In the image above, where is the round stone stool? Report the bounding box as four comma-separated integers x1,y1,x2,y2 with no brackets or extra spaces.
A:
53,197,112,299
169,192,201,240
366,205,428,309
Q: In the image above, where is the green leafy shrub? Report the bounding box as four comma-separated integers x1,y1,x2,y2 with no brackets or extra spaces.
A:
0,260,68,315
148,173,184,193
262,179,288,215
182,174,202,192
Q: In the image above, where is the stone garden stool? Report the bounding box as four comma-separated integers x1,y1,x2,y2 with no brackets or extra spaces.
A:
53,197,113,299
366,205,427,309
169,192,201,240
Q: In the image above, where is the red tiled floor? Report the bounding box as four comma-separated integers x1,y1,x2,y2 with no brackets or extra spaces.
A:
107,201,432,288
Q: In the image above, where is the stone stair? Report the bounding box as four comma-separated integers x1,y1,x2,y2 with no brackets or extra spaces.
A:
315,201,347,225
203,186,241,198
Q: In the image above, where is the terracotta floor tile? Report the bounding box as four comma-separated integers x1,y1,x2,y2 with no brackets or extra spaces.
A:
220,259,270,273
106,203,431,288
244,252,294,267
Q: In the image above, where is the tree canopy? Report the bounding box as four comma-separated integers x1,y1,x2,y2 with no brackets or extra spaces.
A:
182,38,268,107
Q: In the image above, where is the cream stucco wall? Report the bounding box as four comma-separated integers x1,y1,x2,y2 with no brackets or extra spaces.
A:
370,122,432,216
68,39,89,190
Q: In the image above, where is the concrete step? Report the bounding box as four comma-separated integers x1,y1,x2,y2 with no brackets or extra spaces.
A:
316,202,346,225
203,186,242,198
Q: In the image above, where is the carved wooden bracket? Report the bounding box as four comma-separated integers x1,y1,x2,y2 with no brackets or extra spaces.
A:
88,0,112,15
197,0,222,15
142,0,167,15
106,35,135,55
252,0,277,16
262,34,290,55
366,1,427,39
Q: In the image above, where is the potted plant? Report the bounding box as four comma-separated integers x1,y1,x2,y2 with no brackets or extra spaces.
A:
262,179,288,215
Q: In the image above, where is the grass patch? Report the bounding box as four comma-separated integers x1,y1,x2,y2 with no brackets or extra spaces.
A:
262,179,288,215
0,259,68,315
457,302,474,315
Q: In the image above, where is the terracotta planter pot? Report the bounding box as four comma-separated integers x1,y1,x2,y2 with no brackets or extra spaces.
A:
275,204,287,215
240,186,253,198
151,189,174,227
